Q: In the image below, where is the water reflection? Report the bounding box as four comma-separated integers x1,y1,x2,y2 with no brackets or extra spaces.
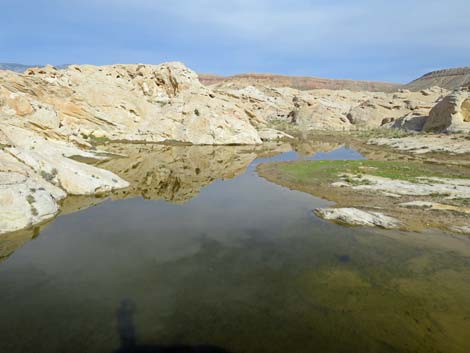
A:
97,144,287,203
114,299,231,353
0,143,291,263
1,141,470,353
1,140,357,262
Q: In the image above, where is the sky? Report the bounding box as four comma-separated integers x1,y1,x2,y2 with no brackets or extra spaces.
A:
1,0,469,83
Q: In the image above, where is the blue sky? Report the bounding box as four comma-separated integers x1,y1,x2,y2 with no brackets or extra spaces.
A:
1,0,469,83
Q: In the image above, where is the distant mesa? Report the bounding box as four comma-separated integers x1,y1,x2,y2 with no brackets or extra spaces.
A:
0,63,35,72
200,67,470,92
1,63,469,92
404,67,470,91
199,73,399,92
0,63,69,72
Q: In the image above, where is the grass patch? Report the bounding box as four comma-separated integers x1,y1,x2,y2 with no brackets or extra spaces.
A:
278,160,470,183
354,128,415,139
88,135,111,145
26,194,35,204
447,198,470,207
40,168,58,182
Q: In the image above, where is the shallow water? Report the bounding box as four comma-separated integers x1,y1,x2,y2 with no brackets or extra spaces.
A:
1,144,470,353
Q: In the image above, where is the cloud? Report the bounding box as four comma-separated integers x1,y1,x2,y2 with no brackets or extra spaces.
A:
1,0,469,81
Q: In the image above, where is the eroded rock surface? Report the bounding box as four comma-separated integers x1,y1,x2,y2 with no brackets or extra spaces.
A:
0,150,66,234
314,208,402,229
423,88,470,132
0,62,262,145
368,134,470,154
212,84,448,131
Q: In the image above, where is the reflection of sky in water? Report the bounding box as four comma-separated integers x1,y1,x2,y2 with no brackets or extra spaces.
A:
0,145,469,353
250,146,365,169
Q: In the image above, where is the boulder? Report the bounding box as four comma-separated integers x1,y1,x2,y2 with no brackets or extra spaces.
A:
423,88,470,132
314,207,402,229
347,101,390,127
383,112,427,131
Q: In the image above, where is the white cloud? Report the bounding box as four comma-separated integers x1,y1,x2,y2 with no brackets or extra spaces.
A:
82,0,470,58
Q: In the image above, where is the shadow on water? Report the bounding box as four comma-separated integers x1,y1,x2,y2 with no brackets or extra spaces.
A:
113,299,232,353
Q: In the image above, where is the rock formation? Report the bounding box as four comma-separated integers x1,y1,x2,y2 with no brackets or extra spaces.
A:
0,61,468,235
423,88,470,132
314,208,402,229
0,62,262,145
0,62,267,234
212,83,447,131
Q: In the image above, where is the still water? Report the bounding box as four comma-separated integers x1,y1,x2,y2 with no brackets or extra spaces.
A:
1,143,470,353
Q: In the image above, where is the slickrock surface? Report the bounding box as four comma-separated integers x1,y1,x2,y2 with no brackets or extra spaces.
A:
314,208,402,229
368,135,470,155
0,62,262,145
212,84,448,131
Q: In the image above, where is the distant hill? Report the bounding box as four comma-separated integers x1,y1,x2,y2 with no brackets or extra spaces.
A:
405,67,470,91
4,63,468,92
0,63,36,72
0,63,70,73
199,73,400,92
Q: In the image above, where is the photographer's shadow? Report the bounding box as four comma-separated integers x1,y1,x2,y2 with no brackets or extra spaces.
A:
113,299,231,353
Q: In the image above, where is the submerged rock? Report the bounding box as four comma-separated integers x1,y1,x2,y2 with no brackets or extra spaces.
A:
314,207,402,229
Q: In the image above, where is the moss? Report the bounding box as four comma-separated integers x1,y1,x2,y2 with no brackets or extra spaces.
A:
278,160,470,183
354,128,415,139
40,168,58,182
88,135,111,145
26,194,35,204
40,170,55,182
26,194,39,216
31,206,39,217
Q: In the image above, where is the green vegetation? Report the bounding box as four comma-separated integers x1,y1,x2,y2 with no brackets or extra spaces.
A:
354,128,415,139
88,135,111,145
30,206,39,216
279,160,470,183
40,168,58,182
26,194,35,204
26,194,38,216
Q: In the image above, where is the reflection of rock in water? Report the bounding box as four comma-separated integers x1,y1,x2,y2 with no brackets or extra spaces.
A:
113,299,231,353
0,226,42,263
97,144,285,203
0,143,290,263
290,140,342,158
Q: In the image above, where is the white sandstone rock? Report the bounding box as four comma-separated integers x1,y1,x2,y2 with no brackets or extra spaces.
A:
314,207,402,229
